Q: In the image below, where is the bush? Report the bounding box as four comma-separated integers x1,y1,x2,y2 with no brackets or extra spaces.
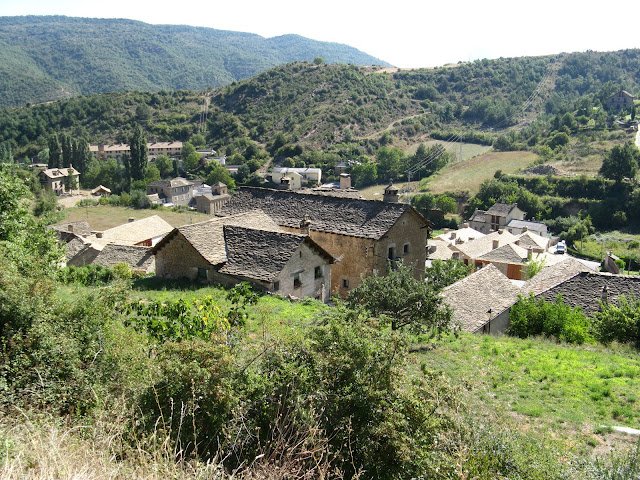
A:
593,295,640,346
60,264,115,285
508,294,592,344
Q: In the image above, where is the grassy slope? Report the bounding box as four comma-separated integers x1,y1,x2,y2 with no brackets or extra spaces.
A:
412,333,640,453
423,150,539,195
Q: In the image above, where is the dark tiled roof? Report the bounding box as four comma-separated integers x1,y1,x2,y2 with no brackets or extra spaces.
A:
218,225,330,282
50,220,93,237
538,271,640,316
469,209,486,222
218,187,427,239
507,219,546,230
92,244,155,272
147,177,193,188
486,203,519,217
478,243,529,264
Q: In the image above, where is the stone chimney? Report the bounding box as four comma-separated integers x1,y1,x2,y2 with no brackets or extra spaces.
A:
450,232,457,240
492,239,499,250
463,223,469,228
128,217,135,223
527,246,533,259
601,285,608,304
382,181,399,203
522,226,528,233
96,231,103,238
339,173,351,190
299,215,311,235
67,224,74,233
444,228,450,233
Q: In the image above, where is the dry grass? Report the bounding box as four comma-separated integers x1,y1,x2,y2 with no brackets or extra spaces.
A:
59,205,211,230
423,151,539,195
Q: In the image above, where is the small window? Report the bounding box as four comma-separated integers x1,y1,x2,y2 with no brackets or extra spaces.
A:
293,273,301,289
403,243,410,255
197,268,207,279
273,281,280,291
314,266,323,278
342,278,350,289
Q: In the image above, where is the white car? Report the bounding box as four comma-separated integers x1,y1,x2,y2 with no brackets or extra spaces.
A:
556,241,566,254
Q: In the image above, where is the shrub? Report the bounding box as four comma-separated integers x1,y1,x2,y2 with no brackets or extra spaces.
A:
508,294,592,344
593,295,640,346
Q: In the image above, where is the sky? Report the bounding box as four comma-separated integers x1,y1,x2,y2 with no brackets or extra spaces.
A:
1,0,637,68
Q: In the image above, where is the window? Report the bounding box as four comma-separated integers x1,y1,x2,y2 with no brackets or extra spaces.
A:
342,278,350,289
197,268,207,279
403,243,410,255
314,266,323,278
293,273,301,289
388,246,396,260
273,281,280,291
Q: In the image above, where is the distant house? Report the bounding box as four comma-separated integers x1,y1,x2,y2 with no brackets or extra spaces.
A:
217,187,431,296
87,215,173,247
39,166,80,195
469,203,526,234
152,211,334,302
90,142,183,160
147,177,194,206
606,90,635,111
270,167,322,189
450,229,519,269
90,185,112,196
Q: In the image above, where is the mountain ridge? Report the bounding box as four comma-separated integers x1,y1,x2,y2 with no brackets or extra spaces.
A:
0,15,391,107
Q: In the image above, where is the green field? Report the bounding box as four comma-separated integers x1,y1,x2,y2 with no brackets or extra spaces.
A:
413,333,640,453
422,150,540,195
59,205,211,230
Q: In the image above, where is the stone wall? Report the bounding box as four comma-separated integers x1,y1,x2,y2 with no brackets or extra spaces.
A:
274,242,332,302
155,232,212,281
378,209,427,280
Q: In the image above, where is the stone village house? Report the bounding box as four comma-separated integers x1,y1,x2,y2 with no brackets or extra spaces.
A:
39,166,80,196
216,186,431,296
151,211,334,302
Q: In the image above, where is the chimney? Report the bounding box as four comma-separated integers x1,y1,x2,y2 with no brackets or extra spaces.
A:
450,232,457,240
96,231,103,238
67,224,74,233
463,223,469,228
522,226,528,232
601,285,608,304
382,181,399,203
527,246,533,259
444,228,450,233
492,239,499,250
339,173,351,190
299,215,311,235
128,217,135,223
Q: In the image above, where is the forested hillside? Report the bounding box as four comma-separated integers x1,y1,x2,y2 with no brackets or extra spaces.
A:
0,16,389,107
2,49,640,161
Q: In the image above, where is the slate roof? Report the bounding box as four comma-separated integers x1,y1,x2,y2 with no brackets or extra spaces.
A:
296,187,364,199
507,219,546,232
152,210,283,265
427,238,455,261
440,264,521,332
453,230,519,260
39,167,80,179
50,220,93,238
516,231,549,250
478,243,529,264
469,209,486,223
147,177,193,188
485,203,521,217
88,215,173,246
92,244,155,273
218,225,332,282
217,187,428,240
435,227,485,245
537,271,640,316
64,235,92,261
522,257,592,296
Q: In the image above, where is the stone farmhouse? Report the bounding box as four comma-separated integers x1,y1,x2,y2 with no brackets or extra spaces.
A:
606,90,635,111
90,141,183,160
147,177,194,206
151,211,334,302
469,202,548,236
194,182,230,214
39,166,80,195
87,215,173,247
217,186,431,296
